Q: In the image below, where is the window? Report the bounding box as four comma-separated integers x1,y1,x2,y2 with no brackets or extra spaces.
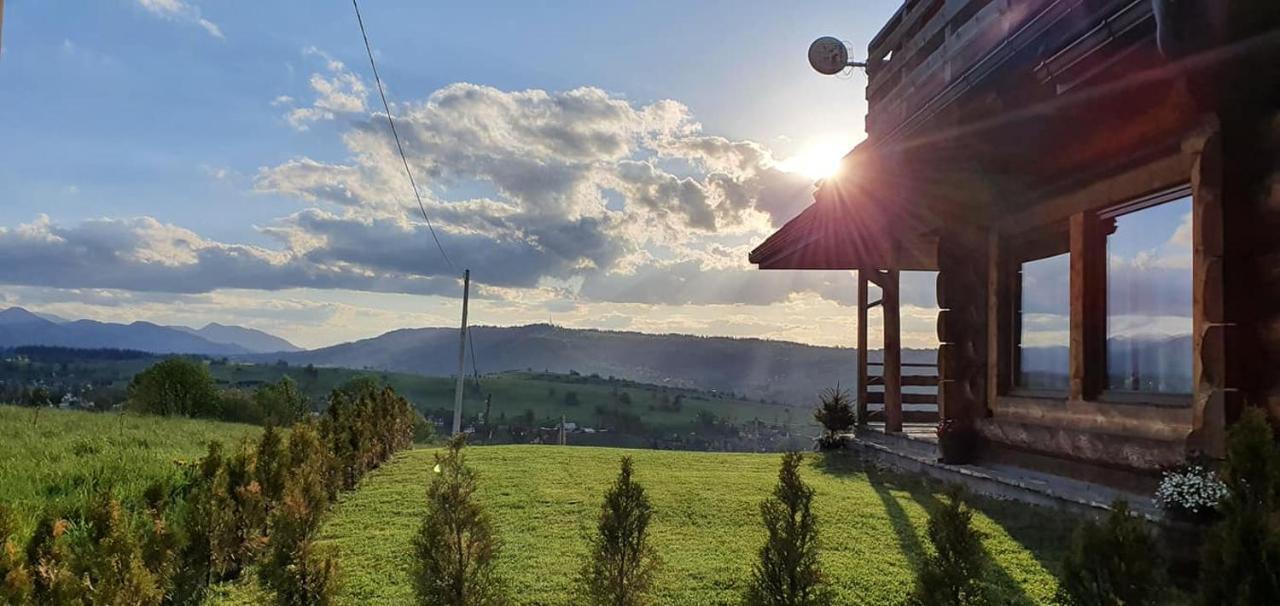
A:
1103,194,1193,394
1016,251,1070,390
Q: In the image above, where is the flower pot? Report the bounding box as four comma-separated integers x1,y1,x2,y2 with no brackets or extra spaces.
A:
937,424,977,464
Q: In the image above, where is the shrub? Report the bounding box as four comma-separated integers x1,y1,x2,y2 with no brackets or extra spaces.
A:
0,505,33,604
812,387,855,450
260,472,338,606
68,490,167,606
257,424,289,509
24,512,80,605
218,388,265,425
411,435,506,606
1198,407,1280,605
579,457,659,606
1056,501,1165,606
127,357,220,417
907,486,987,606
270,537,339,606
745,452,831,606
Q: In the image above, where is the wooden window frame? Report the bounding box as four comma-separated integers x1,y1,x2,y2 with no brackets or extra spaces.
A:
1092,185,1194,407
1005,225,1071,399
994,185,1194,409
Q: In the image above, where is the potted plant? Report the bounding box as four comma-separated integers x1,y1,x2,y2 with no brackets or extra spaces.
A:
1153,463,1227,525
936,418,977,464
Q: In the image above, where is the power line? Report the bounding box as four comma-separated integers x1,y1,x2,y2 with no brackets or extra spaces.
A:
468,329,482,391
350,0,456,274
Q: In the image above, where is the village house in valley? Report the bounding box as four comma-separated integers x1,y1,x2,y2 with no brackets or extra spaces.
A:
753,0,1280,484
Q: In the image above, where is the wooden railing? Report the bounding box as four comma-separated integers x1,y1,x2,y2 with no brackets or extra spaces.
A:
863,361,939,423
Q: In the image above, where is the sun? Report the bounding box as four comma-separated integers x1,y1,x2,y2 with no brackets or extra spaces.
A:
776,135,854,180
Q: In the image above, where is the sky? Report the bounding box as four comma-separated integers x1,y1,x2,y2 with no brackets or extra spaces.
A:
0,1,1188,352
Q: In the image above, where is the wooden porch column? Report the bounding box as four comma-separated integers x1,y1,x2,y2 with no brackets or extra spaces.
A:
856,271,869,425
1069,212,1106,401
883,269,903,433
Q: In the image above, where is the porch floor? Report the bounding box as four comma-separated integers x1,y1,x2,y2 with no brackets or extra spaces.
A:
847,427,1163,521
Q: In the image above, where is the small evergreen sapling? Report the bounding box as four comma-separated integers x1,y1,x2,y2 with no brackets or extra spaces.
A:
907,486,987,606
813,387,856,450
745,452,832,606
412,435,506,606
1198,407,1280,605
579,457,659,606
1055,501,1165,606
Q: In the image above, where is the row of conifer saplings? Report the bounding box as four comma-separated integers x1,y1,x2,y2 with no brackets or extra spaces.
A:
419,407,1280,606
0,379,418,605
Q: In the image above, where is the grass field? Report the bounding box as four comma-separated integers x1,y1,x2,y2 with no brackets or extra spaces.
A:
0,404,263,537
215,445,1077,606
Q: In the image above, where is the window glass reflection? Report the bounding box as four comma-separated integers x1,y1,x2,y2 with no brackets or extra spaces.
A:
1106,196,1193,393
1018,252,1070,390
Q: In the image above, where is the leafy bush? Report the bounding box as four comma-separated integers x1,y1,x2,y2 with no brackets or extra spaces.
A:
218,388,265,425
1055,501,1165,606
907,486,987,606
127,357,220,417
579,457,659,606
813,387,855,450
255,376,310,427
745,452,831,606
1198,407,1280,605
411,435,506,606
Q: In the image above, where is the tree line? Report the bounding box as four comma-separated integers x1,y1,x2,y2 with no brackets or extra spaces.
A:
0,376,420,605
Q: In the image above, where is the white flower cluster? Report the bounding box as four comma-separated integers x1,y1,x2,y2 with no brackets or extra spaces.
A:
1154,465,1228,514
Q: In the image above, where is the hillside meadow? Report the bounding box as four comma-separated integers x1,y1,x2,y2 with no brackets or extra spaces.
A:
3,349,819,444
0,404,262,537
212,445,1077,606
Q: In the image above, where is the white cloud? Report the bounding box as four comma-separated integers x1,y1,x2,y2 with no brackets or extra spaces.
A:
136,0,224,39
281,48,369,130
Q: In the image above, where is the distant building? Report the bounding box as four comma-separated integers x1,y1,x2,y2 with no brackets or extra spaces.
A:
753,1,1280,481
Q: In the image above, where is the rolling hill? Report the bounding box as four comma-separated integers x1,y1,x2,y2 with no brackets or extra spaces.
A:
252,323,937,406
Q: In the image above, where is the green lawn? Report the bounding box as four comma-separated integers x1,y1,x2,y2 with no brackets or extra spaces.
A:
0,404,263,537
219,445,1077,605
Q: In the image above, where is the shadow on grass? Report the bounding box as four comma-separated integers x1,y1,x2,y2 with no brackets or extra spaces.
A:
812,453,1073,605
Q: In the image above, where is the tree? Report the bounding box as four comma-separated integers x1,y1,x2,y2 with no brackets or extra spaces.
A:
564,391,581,407
1198,407,1280,605
255,376,309,426
745,452,831,606
127,357,219,417
907,487,987,606
411,435,506,606
812,387,855,450
579,457,659,606
1056,501,1165,606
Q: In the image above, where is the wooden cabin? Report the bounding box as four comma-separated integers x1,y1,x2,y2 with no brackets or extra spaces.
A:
752,0,1280,481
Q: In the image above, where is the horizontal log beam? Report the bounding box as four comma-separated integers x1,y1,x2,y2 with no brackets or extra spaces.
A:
865,392,939,405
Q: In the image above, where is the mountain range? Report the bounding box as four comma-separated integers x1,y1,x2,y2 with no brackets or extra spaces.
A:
1,306,933,404
248,323,936,405
0,307,300,355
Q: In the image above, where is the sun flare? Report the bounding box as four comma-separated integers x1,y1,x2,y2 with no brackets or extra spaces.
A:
776,135,854,180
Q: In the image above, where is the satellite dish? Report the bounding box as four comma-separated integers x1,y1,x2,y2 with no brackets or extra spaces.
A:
808,36,865,76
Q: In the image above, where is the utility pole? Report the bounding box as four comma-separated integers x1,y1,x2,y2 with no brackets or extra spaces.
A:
452,269,470,435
